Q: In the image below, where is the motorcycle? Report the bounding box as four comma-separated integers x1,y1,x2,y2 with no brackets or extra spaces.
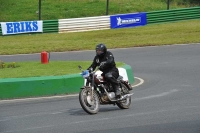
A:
78,65,133,114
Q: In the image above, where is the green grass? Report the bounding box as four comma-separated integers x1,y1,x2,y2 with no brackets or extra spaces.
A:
0,0,200,79
0,0,199,22
0,19,200,55
0,61,125,78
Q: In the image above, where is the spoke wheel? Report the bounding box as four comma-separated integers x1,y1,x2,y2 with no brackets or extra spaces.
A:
79,88,100,114
116,83,131,109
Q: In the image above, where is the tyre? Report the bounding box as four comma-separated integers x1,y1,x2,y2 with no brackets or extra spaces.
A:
116,83,131,109
79,88,100,114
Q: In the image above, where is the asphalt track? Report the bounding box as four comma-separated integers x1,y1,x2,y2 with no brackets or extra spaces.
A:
0,44,200,133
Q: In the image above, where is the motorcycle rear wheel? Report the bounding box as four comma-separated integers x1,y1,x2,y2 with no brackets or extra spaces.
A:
116,83,131,109
79,88,100,114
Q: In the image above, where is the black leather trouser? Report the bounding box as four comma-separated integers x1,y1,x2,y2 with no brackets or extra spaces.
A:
104,70,119,91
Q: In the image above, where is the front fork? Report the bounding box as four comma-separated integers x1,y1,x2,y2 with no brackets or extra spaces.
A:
84,78,94,101
91,86,94,101
91,74,95,101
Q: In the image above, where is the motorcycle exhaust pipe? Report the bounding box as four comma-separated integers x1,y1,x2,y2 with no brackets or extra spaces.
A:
119,93,134,101
100,84,134,102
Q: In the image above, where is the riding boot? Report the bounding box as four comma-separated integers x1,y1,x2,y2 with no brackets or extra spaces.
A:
113,84,121,98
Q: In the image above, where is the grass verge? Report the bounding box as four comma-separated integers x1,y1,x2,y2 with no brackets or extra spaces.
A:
1,19,200,55
0,61,125,79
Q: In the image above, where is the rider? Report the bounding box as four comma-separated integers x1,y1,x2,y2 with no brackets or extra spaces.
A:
87,43,121,98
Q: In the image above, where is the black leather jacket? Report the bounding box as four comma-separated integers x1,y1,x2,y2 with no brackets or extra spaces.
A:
88,51,118,74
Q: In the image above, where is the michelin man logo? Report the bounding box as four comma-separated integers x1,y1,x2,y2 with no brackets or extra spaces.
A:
117,17,141,26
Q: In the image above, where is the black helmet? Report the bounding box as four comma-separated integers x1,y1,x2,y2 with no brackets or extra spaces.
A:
96,43,107,57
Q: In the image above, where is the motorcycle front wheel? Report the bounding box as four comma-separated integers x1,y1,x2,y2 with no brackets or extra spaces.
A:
116,83,131,109
79,88,100,114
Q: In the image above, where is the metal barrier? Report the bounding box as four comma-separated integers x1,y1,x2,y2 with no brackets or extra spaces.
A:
0,25,2,35
59,16,110,33
43,20,58,33
147,6,200,24
1,7,200,35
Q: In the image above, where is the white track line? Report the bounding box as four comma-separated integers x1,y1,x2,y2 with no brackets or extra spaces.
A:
132,77,144,87
133,89,179,102
2,106,199,133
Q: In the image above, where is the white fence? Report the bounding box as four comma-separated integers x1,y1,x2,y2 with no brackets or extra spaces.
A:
59,16,110,33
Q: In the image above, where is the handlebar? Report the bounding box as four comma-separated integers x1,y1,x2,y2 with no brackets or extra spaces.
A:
79,65,100,79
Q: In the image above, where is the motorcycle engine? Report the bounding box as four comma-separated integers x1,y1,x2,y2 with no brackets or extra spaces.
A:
102,93,109,102
108,92,116,99
102,92,116,102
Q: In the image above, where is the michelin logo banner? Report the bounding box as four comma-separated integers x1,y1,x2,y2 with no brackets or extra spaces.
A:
1,21,43,35
110,12,147,29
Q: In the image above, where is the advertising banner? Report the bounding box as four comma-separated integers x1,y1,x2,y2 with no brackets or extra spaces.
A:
110,12,147,29
1,21,43,35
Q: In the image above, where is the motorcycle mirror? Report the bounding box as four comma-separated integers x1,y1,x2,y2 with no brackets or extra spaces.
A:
78,65,82,70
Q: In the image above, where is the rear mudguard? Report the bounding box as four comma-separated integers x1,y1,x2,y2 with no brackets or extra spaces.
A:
121,81,133,90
